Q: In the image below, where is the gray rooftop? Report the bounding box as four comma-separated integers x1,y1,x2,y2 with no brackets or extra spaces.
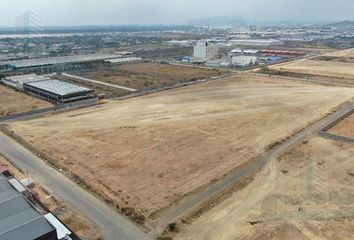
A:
0,54,120,68
25,79,93,97
4,74,52,85
0,175,56,240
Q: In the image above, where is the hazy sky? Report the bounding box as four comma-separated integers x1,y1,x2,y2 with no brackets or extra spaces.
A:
0,0,353,26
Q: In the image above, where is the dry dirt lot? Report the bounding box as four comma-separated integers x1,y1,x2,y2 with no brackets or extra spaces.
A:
324,48,354,58
315,48,354,64
175,137,354,240
269,60,354,81
7,74,354,218
73,63,223,90
0,85,51,116
329,113,354,137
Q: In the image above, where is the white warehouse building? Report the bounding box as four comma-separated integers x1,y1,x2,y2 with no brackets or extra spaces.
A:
193,41,219,62
232,56,258,67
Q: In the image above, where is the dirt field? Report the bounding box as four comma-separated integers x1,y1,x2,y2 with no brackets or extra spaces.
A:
72,62,223,90
315,48,354,63
324,48,354,58
0,155,103,240
55,75,129,98
329,113,354,137
0,85,51,116
7,74,354,218
269,59,354,81
175,137,354,240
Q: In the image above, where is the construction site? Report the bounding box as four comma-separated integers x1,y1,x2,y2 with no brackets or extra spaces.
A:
4,71,354,230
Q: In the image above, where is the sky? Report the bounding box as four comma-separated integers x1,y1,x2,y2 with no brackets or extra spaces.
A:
0,0,353,26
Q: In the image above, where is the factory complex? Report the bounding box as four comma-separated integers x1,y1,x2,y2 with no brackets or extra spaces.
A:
188,38,307,67
2,74,97,104
0,54,120,69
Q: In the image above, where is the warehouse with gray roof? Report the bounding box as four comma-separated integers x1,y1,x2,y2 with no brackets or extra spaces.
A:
24,79,96,103
0,54,120,69
0,174,57,240
0,173,80,240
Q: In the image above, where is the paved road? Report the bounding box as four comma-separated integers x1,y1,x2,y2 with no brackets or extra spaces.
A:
0,132,151,240
247,72,354,88
155,100,354,235
62,73,137,92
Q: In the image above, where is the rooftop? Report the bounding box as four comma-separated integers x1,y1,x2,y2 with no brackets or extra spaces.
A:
0,54,120,68
4,74,52,84
25,79,93,97
0,175,56,240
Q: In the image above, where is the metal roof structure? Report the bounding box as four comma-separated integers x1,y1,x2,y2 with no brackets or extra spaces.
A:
45,213,71,240
4,74,50,84
0,54,120,68
25,79,92,97
0,175,56,240
3,74,52,86
105,57,143,63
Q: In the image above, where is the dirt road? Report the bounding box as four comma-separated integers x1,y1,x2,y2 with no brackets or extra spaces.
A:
157,100,354,235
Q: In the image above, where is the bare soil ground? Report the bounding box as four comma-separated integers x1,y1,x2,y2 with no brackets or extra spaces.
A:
7,74,354,219
329,113,354,137
71,63,223,90
54,75,129,98
0,155,103,240
175,137,354,240
0,85,51,116
323,48,354,58
269,60,354,81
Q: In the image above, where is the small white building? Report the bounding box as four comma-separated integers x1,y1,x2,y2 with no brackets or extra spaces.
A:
232,56,258,67
205,59,230,68
193,41,219,61
230,48,242,54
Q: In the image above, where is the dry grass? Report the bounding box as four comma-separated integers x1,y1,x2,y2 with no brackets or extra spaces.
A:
117,63,219,79
324,48,354,58
269,59,354,80
0,85,51,116
74,63,223,90
329,113,354,137
8,74,354,218
175,137,354,240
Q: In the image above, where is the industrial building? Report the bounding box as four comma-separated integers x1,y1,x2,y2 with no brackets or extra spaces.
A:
229,39,283,46
205,59,230,68
230,49,259,56
193,41,219,62
259,50,306,57
232,56,258,67
24,79,96,104
0,173,77,240
2,74,52,90
105,57,143,63
0,54,120,70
